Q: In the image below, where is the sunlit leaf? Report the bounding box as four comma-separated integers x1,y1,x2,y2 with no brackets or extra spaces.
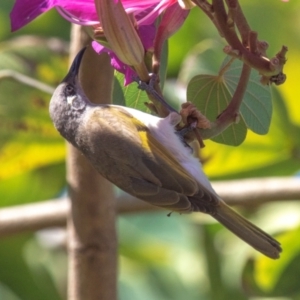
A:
0,163,66,207
202,88,300,180
124,82,150,112
255,228,300,291
157,41,168,89
0,80,65,181
112,75,126,106
113,71,149,112
222,57,272,135
187,74,247,145
187,54,273,146
0,142,65,180
0,44,67,206
273,51,300,127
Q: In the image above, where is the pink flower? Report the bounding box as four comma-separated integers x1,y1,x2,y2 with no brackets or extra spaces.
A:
10,0,178,31
10,0,189,85
92,23,156,85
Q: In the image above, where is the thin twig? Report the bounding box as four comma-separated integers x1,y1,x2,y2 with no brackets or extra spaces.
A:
0,35,69,54
195,0,287,82
0,199,69,237
212,0,244,52
0,177,299,237
0,70,55,94
225,0,251,46
192,0,224,36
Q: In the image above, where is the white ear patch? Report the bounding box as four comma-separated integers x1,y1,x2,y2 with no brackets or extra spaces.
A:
67,95,77,106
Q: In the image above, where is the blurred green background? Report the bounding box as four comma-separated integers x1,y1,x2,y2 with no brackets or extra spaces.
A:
1,1,300,299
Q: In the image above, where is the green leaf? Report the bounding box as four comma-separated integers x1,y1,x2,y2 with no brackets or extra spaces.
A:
186,55,272,146
112,41,169,112
201,87,300,180
113,71,150,112
187,74,247,146
158,41,168,89
0,163,66,207
0,43,67,201
112,75,126,106
222,57,272,135
0,79,65,182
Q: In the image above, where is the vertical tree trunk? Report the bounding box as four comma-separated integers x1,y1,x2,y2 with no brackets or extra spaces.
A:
67,25,117,300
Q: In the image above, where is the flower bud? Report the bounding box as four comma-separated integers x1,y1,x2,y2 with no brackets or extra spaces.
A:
94,0,144,67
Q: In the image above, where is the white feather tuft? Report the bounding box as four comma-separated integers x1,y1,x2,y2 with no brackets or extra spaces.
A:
122,108,214,192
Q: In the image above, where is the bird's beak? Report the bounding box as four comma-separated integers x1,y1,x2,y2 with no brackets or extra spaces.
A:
62,47,87,83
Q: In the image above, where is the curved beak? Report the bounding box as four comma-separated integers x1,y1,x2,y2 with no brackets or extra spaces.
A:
62,47,87,83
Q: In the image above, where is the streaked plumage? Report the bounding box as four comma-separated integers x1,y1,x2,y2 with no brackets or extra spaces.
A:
49,48,282,259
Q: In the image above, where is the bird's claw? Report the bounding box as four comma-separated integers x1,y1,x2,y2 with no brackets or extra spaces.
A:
133,74,177,113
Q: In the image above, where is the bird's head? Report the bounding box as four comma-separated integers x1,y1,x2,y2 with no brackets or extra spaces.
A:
49,47,88,138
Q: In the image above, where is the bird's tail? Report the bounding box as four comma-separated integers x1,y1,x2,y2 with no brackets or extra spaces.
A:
212,201,282,259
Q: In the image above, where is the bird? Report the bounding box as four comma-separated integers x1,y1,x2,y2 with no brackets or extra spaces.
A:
49,47,282,259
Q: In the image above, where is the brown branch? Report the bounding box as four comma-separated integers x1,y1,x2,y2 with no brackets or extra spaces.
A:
192,0,224,36
67,25,117,300
212,0,244,51
0,199,69,236
225,0,251,46
199,62,251,139
193,0,287,83
0,177,299,237
217,62,251,120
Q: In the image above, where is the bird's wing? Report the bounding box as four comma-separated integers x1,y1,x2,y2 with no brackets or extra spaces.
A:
84,108,282,259
81,106,219,212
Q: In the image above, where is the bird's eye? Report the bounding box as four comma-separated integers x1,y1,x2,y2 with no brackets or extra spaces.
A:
64,84,75,96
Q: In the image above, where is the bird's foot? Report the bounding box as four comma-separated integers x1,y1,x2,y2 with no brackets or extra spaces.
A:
180,102,211,130
175,122,196,153
133,73,177,113
134,73,157,93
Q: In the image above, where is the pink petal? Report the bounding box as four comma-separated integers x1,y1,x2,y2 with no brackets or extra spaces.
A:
92,41,136,85
10,0,53,31
10,0,177,31
10,0,98,31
